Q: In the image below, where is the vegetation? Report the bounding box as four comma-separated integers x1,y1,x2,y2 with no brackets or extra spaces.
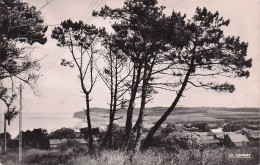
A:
223,121,260,132
49,127,76,139
51,19,104,152
22,128,49,149
0,0,257,164
50,0,253,152
0,147,259,165
0,0,48,152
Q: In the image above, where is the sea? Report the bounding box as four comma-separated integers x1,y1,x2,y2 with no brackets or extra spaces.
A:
0,113,88,138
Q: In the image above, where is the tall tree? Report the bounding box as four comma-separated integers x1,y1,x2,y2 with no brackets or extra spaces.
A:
142,7,252,148
94,0,187,151
0,0,47,84
0,0,48,151
52,20,102,152
99,33,131,149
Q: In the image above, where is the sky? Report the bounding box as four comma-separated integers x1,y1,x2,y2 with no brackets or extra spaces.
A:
1,0,260,115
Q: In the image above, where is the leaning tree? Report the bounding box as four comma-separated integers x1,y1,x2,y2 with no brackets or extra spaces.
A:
142,7,252,148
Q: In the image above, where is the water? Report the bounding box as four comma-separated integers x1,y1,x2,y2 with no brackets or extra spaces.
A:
0,113,88,138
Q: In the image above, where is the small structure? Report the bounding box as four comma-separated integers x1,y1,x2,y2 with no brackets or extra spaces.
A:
214,132,225,141
74,129,83,138
223,133,249,147
175,124,184,132
247,124,260,130
49,139,67,149
250,130,260,140
185,124,192,128
208,124,218,129
75,138,87,144
99,126,107,131
208,128,223,136
49,138,87,149
198,139,221,146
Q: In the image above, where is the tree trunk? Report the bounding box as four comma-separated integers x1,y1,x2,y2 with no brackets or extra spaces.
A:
124,65,142,148
101,53,119,149
134,66,148,152
142,60,194,149
101,54,114,148
85,93,94,152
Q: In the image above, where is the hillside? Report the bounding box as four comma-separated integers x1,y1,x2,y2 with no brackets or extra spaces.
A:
73,107,260,122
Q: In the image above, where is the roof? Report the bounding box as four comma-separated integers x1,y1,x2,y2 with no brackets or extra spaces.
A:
209,128,223,133
208,124,218,128
75,138,87,144
199,139,220,144
251,130,260,134
49,138,88,145
227,133,249,143
214,132,225,139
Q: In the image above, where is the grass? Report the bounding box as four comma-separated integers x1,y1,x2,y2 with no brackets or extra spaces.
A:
1,146,259,165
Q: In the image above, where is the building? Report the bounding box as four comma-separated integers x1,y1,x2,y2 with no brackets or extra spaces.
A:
214,132,225,141
223,133,249,147
250,130,260,140
237,128,260,140
207,124,218,129
49,138,87,149
198,139,221,146
49,139,67,149
208,128,223,136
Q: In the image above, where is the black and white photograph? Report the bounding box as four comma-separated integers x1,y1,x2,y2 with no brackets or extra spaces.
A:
0,0,259,164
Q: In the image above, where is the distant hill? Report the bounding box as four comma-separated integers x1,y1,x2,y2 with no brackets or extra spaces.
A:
73,107,108,119
73,107,260,120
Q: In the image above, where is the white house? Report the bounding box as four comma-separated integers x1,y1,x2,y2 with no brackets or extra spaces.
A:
208,128,223,136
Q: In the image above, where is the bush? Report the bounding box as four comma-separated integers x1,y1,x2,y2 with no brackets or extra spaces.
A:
161,126,174,136
57,139,82,152
7,139,18,149
147,131,199,152
0,132,11,140
110,125,125,150
49,127,76,139
58,143,68,152
21,129,50,149
67,139,81,148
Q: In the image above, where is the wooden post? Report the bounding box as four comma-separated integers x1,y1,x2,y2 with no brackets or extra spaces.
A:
19,84,22,162
4,115,6,151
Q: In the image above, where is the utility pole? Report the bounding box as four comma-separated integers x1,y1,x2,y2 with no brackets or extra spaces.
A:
18,84,22,162
4,115,6,151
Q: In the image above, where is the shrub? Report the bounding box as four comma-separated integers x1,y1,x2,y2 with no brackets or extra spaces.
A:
58,142,68,152
161,126,174,136
66,139,80,148
49,127,76,139
110,125,125,150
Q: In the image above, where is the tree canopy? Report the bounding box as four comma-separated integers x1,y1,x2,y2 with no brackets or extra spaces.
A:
142,7,252,148
0,0,48,84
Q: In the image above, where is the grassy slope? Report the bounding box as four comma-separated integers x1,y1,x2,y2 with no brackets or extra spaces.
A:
1,147,259,165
